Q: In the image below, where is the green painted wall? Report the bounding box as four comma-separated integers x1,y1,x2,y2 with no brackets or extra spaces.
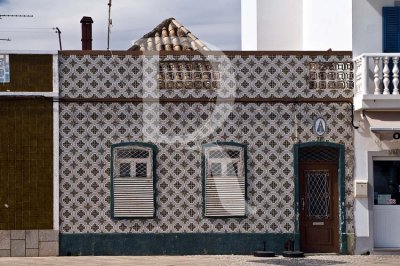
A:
60,233,293,256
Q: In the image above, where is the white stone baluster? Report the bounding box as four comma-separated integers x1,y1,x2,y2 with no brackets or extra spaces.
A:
355,59,362,95
373,57,381,95
362,56,369,95
383,57,390,95
393,57,399,95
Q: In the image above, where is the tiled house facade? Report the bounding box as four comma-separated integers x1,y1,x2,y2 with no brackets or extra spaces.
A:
58,51,355,255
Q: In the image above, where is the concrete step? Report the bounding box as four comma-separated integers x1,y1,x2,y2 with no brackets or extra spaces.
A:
372,248,400,255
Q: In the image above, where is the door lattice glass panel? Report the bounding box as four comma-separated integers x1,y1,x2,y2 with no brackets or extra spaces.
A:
306,170,330,219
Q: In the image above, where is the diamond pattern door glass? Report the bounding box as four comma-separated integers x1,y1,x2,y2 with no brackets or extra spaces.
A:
306,170,330,219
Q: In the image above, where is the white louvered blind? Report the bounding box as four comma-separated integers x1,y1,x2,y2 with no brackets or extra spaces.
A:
205,146,246,217
113,145,154,218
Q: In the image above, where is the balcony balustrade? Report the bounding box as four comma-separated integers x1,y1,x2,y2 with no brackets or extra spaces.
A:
354,53,400,110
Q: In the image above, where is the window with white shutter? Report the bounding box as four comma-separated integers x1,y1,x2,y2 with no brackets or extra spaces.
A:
111,143,156,218
202,142,247,217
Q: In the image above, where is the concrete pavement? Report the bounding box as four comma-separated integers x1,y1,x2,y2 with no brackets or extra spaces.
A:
0,254,400,266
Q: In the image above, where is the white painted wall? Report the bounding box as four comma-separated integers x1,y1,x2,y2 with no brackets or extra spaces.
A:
353,111,400,253
52,54,60,231
352,0,396,56
241,0,258,50
257,0,303,50
241,0,400,53
242,0,352,51
303,0,352,51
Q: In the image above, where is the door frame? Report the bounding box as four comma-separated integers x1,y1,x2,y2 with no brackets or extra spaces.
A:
369,154,400,248
294,141,347,254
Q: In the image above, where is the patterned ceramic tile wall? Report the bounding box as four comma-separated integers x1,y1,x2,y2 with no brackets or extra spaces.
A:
59,102,354,234
59,54,354,100
59,53,354,235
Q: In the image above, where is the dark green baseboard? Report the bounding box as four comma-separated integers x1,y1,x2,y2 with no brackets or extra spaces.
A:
60,233,297,256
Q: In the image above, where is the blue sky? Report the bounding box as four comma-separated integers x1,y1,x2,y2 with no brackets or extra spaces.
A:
0,0,241,51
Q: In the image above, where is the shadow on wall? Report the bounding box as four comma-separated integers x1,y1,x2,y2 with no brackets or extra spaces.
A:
367,0,395,14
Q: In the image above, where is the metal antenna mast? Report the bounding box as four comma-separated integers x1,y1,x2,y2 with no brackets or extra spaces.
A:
107,0,112,50
54,27,62,50
0,14,33,41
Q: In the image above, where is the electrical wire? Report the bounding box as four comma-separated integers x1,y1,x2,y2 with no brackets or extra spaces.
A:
0,27,53,30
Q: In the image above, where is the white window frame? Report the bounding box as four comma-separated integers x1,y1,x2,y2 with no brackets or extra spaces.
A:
203,143,247,217
111,143,156,218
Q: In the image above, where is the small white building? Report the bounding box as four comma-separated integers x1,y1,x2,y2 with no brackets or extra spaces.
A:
241,0,352,51
353,0,400,255
242,0,400,254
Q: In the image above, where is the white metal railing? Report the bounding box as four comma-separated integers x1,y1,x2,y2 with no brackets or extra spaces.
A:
354,53,400,96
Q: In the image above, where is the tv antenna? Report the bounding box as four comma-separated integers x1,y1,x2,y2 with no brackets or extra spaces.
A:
0,14,33,19
107,0,112,50
53,27,62,50
0,14,33,41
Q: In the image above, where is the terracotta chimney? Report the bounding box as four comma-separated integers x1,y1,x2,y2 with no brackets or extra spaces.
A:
80,16,93,50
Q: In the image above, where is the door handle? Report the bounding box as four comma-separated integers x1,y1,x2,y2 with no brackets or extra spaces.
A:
301,198,305,211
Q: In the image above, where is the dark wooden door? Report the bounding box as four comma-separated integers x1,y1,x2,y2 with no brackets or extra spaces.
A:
299,162,339,253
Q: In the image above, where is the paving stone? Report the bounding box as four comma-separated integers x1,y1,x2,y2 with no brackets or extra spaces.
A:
10,240,25,257
0,231,10,249
39,230,59,242
25,248,39,257
26,230,39,249
0,255,399,265
39,242,58,257
0,250,10,257
11,230,25,240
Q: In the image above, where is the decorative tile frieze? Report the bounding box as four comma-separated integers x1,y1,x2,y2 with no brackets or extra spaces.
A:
308,62,354,90
158,61,220,90
59,54,354,99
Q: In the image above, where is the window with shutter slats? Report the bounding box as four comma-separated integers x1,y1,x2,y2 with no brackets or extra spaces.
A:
383,7,400,52
111,143,156,218
202,142,247,217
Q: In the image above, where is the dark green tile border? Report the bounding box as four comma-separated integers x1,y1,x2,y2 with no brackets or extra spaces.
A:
60,233,292,256
293,141,347,254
